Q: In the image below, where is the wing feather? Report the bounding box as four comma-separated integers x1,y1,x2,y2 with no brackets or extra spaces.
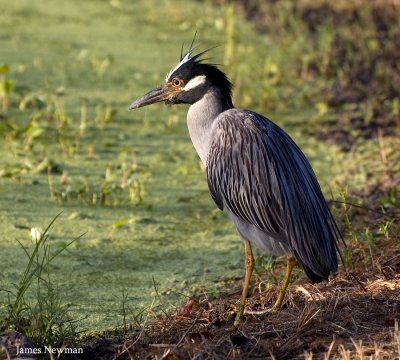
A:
207,110,342,280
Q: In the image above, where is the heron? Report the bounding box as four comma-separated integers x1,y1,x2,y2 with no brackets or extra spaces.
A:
129,45,342,326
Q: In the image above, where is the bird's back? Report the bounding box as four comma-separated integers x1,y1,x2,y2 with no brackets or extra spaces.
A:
207,109,342,282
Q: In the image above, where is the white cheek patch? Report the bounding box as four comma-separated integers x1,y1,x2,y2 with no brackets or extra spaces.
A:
183,75,207,91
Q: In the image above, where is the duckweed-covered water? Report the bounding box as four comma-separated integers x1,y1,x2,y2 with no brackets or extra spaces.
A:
0,0,344,332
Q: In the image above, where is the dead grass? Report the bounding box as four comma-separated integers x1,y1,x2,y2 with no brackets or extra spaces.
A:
78,207,400,360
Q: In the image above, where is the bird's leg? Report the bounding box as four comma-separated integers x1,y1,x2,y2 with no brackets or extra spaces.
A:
234,239,254,327
271,256,297,312
245,256,297,316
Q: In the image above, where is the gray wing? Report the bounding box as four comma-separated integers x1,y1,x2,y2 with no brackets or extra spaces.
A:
207,109,342,281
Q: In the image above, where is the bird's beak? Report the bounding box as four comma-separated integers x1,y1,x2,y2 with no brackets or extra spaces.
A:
128,85,170,110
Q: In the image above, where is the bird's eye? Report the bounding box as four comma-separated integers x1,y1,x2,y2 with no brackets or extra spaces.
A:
171,78,183,87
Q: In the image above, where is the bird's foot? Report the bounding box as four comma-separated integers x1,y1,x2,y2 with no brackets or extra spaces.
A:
244,304,280,316
235,300,283,324
244,296,284,315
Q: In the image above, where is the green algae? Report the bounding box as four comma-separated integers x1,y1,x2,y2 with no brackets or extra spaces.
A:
0,0,344,332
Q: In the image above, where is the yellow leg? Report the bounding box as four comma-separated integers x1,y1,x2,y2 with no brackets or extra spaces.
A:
271,256,297,312
245,255,297,316
234,239,254,327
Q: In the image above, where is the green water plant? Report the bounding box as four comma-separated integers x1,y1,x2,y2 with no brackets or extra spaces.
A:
0,64,14,111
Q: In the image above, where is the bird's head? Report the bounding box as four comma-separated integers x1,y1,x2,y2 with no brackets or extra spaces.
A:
129,48,233,110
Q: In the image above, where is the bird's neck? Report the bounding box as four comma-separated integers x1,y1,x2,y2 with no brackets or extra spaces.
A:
187,88,233,165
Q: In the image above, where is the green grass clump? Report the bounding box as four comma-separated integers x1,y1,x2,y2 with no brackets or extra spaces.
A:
0,214,82,347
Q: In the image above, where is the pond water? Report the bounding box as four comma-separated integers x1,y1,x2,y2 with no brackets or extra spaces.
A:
0,0,343,332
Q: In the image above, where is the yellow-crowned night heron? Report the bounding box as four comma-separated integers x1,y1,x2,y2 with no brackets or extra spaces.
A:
129,46,342,326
